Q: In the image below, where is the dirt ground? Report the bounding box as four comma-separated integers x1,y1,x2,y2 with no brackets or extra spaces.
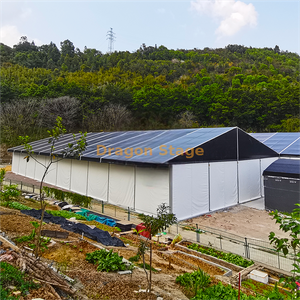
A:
0,207,191,300
186,204,288,241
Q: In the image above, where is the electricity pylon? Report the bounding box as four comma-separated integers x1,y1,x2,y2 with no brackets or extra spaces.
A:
106,28,116,54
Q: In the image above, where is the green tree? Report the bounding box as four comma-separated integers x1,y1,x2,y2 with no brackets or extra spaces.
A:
269,205,300,299
20,116,87,257
138,203,177,292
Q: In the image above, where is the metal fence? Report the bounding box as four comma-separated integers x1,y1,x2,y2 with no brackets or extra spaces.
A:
2,178,296,273
2,179,141,223
169,222,295,273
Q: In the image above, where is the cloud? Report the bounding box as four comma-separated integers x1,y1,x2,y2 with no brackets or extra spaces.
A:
0,25,23,46
191,0,258,37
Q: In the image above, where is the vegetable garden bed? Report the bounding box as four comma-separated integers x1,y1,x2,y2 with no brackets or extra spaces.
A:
175,240,248,272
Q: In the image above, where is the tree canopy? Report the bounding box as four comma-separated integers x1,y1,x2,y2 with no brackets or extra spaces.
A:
1,38,299,146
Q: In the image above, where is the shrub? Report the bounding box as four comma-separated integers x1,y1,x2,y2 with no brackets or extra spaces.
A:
176,269,211,297
86,249,128,272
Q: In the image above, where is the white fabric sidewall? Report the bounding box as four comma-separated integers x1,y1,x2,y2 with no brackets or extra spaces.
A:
260,157,278,196
12,152,20,174
210,161,238,211
109,164,134,208
18,153,27,176
25,156,36,179
44,158,58,186
34,155,47,181
135,167,169,215
238,159,261,203
87,162,108,201
172,163,209,220
56,159,72,190
70,160,88,195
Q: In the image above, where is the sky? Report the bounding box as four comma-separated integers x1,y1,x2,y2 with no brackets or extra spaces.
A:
0,0,299,54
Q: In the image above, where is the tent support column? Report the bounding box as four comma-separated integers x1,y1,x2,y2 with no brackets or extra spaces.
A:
133,166,136,210
237,128,240,203
169,165,173,213
259,159,262,197
107,164,110,203
208,163,211,211
86,161,89,196
69,159,73,190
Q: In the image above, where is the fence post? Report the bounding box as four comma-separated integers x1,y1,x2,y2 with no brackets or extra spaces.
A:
102,201,104,213
33,185,35,193
277,252,281,269
196,224,200,243
244,238,249,259
128,207,130,221
219,234,222,250
21,181,23,191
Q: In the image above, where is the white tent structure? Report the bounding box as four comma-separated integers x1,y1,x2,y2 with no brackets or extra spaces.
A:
9,127,278,220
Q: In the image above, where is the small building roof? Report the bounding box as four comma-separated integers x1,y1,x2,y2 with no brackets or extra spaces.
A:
263,159,300,179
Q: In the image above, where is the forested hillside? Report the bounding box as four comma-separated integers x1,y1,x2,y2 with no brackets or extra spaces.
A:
1,37,299,147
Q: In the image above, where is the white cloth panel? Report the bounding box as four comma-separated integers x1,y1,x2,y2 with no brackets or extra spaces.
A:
172,164,209,221
87,162,108,201
34,155,47,181
109,164,134,208
44,158,58,186
135,167,169,215
238,159,261,203
260,157,278,196
56,159,72,190
12,152,20,174
25,155,36,179
70,160,88,195
18,153,27,176
210,161,238,211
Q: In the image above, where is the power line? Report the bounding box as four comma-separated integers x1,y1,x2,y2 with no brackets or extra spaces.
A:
106,28,116,54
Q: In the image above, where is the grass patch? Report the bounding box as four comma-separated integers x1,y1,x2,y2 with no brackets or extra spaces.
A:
0,262,40,299
46,209,87,220
137,263,158,272
187,243,254,268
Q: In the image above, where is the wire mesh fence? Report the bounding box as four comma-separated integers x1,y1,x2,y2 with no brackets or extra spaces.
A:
2,178,296,273
169,222,295,273
2,179,142,223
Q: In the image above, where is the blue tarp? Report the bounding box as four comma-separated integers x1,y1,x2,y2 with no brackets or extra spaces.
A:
76,209,117,227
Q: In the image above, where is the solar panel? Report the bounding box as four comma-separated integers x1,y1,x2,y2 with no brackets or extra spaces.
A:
250,133,276,142
9,127,284,164
264,133,300,153
281,138,300,155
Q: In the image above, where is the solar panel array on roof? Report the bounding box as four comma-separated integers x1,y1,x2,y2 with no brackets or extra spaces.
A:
8,128,235,164
251,133,300,156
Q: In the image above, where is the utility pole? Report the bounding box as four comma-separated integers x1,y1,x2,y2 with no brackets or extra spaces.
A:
106,28,116,54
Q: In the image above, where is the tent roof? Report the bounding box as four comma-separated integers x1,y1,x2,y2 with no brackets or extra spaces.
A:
8,127,277,166
263,159,300,179
250,132,300,156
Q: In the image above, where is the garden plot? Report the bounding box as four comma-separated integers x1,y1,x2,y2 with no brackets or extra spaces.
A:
0,202,295,300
